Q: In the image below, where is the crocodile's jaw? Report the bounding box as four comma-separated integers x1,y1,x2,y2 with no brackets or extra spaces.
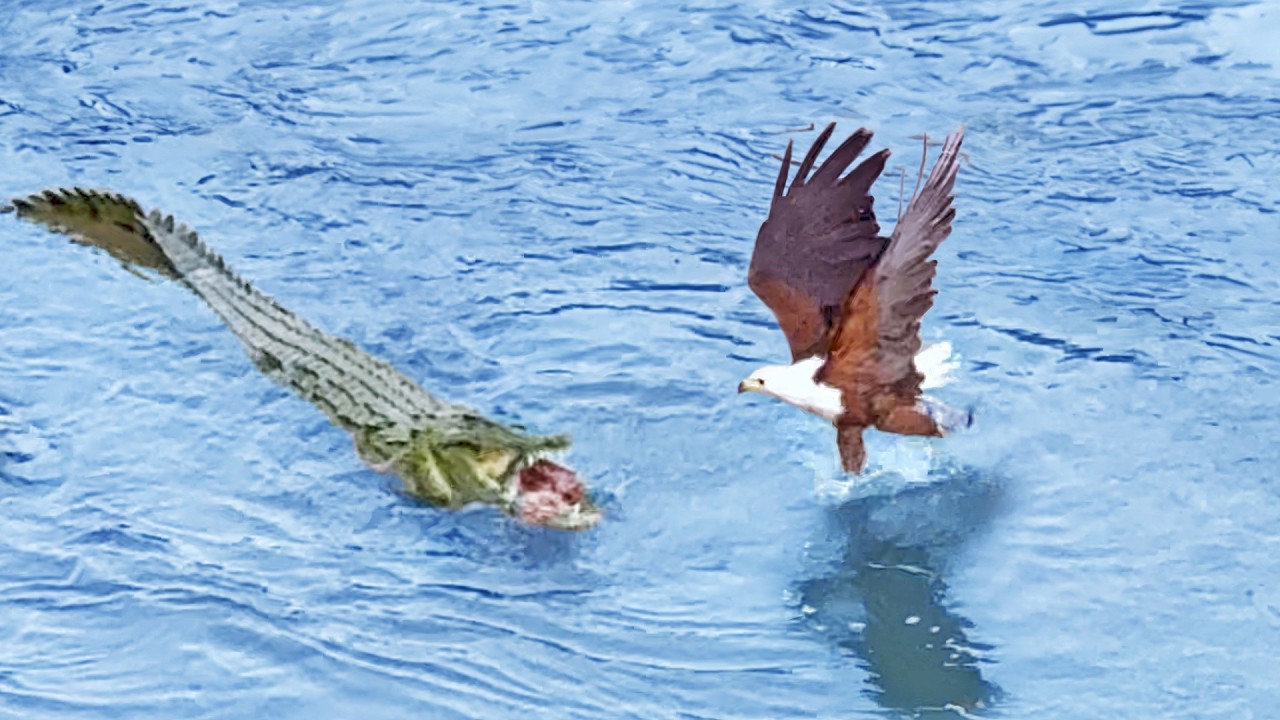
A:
396,441,600,530
476,448,519,481
512,459,601,531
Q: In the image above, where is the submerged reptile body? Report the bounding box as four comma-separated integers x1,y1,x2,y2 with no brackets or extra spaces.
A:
6,188,596,529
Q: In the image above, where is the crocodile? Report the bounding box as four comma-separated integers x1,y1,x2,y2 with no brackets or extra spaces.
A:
4,188,600,530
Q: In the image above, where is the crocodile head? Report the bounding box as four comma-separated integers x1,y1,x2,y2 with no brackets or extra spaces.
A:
366,421,601,531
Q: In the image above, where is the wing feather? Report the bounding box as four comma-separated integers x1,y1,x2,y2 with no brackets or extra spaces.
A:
748,124,891,360
820,128,965,395
790,122,835,188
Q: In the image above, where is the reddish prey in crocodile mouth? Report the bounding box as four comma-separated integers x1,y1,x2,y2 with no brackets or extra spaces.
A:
516,459,587,526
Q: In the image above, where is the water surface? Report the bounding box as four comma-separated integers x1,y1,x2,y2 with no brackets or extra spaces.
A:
2,1,1279,718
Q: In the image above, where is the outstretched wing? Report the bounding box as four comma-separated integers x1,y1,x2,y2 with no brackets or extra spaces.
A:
747,123,891,360
819,128,964,395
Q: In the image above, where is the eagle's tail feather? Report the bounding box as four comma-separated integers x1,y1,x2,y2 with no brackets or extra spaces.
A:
916,341,957,390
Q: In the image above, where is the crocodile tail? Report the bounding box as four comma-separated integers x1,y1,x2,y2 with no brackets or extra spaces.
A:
137,206,256,292
8,188,281,330
10,188,294,377
7,187,178,280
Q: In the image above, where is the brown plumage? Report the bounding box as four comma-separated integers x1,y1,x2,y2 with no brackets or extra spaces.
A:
744,123,965,472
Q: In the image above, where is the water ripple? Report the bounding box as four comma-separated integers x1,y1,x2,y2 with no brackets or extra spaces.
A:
3,0,1280,718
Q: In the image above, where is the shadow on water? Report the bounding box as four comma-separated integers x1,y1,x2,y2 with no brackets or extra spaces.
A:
796,460,1005,716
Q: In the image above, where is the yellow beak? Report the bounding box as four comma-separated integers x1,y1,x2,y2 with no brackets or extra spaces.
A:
738,378,763,394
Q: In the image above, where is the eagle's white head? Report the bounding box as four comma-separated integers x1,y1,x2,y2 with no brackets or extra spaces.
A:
737,343,957,424
737,356,843,422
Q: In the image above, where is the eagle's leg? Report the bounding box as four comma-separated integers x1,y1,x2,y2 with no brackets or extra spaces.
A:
875,403,944,438
836,424,867,473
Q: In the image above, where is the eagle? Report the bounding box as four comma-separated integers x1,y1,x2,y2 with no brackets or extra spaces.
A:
737,123,968,473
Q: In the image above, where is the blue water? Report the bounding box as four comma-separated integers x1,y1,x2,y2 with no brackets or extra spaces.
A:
2,1,1279,717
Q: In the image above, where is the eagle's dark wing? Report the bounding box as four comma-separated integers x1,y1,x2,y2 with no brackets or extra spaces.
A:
747,123,891,361
819,128,964,396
